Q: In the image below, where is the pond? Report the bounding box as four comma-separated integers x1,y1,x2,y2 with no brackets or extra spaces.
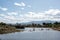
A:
0,28,60,40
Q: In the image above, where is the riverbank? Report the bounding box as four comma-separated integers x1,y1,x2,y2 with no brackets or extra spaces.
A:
52,27,60,31
0,26,23,34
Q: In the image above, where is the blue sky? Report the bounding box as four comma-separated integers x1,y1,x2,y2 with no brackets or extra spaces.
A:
0,0,60,23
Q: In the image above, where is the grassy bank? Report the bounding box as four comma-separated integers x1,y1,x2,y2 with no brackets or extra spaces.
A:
0,26,22,34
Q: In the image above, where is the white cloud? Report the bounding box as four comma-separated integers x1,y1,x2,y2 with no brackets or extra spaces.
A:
45,9,60,15
14,3,21,6
7,12,18,16
22,9,60,21
0,7,8,11
0,9,60,23
14,2,31,10
14,2,26,7
21,2,25,6
0,14,5,16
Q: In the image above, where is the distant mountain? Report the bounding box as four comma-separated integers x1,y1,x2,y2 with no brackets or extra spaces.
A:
20,20,56,25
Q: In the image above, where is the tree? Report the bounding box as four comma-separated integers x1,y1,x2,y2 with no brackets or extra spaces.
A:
0,22,6,26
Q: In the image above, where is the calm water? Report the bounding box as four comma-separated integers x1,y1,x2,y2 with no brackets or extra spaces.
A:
0,28,60,40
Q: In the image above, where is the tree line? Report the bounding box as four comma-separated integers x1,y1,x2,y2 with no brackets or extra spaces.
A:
0,22,60,29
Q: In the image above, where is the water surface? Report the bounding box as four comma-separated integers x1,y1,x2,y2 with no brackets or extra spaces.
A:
0,28,60,40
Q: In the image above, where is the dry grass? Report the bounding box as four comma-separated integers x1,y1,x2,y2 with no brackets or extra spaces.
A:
0,26,21,34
